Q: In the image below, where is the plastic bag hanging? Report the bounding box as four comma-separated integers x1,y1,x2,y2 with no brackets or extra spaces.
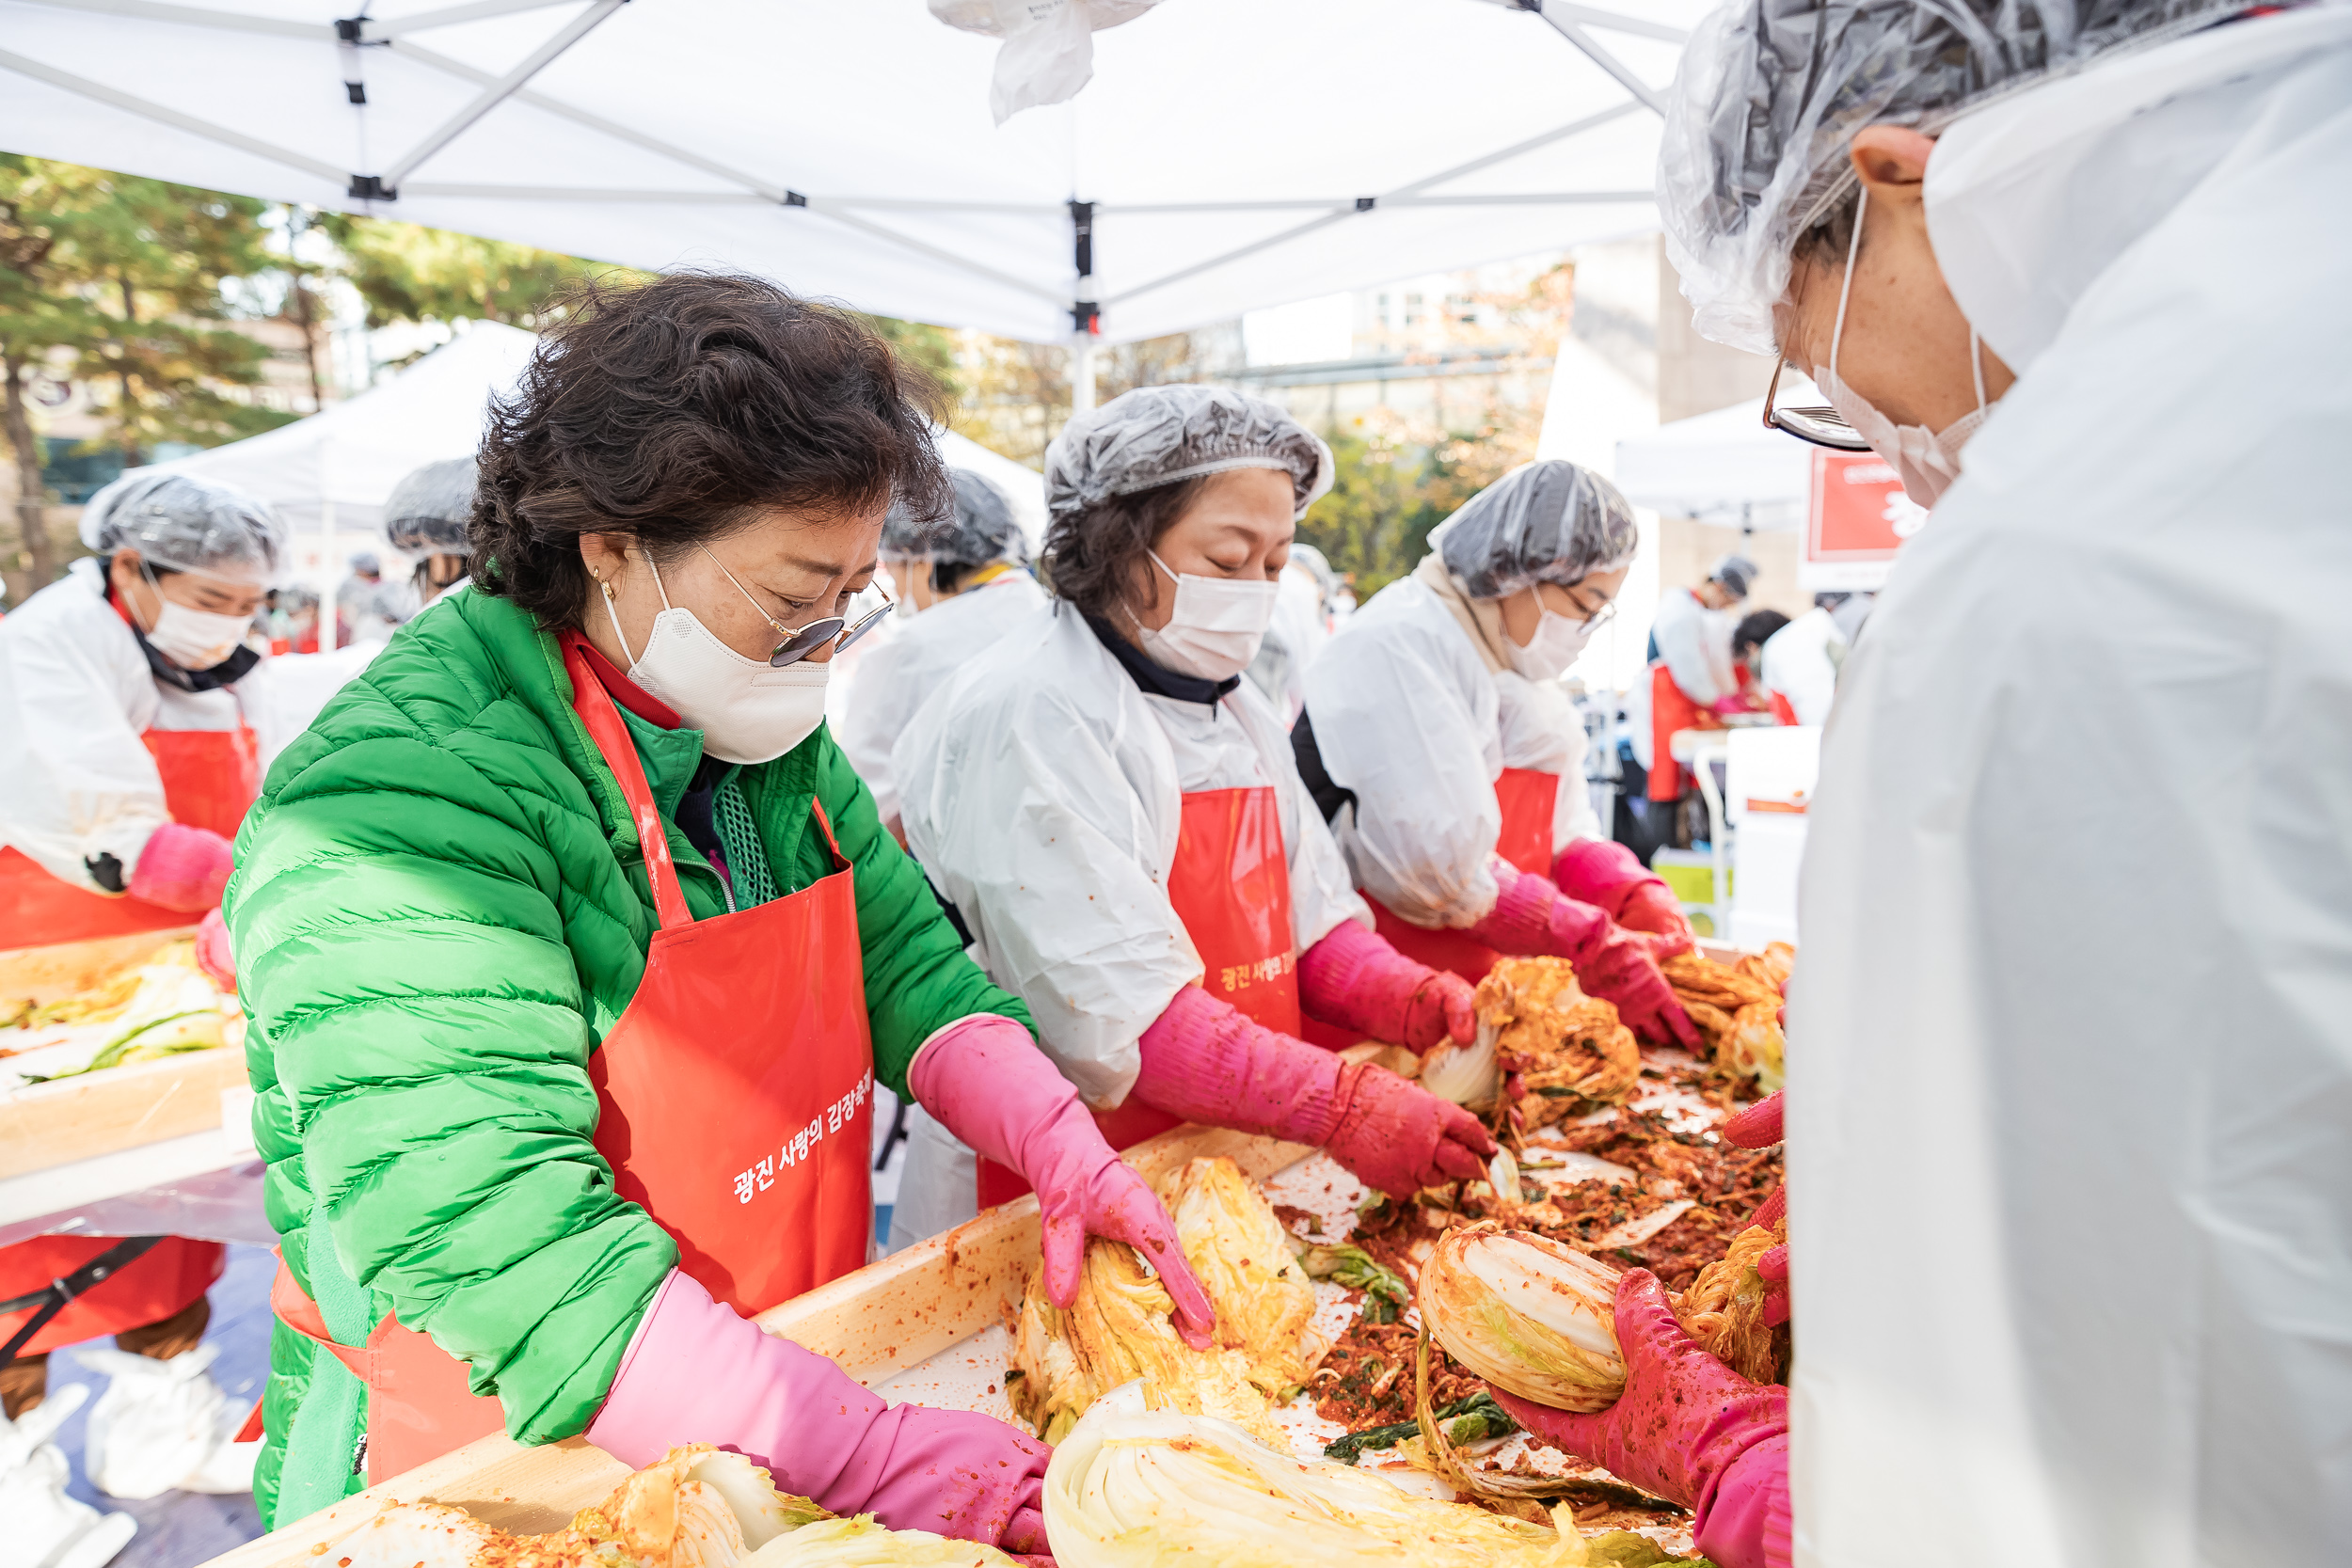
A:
928,0,1164,125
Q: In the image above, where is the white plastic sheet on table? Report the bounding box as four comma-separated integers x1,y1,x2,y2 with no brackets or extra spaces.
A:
0,1158,276,1250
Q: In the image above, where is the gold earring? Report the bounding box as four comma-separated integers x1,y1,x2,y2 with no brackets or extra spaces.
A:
596,571,616,603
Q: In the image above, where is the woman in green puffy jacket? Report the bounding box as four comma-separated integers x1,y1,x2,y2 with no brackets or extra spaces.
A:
224,274,1214,1551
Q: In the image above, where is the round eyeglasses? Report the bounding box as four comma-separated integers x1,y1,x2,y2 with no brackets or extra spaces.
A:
761,587,895,668
698,545,897,667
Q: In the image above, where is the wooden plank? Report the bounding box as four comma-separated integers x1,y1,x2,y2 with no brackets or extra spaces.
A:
0,1047,250,1180
215,1125,1312,1567
0,927,198,1004
198,1435,631,1568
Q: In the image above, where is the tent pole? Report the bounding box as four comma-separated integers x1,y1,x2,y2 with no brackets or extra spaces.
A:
1068,198,1099,413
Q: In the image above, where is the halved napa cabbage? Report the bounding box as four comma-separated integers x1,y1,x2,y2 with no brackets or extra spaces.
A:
1418,1224,1626,1412
1044,1382,1686,1567
1008,1156,1326,1443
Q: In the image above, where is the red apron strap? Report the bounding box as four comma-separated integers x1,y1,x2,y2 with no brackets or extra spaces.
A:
807,794,851,874
563,638,693,931
268,1259,371,1383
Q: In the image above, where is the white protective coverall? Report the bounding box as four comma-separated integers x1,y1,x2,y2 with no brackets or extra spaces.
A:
1648,584,1736,707
887,601,1368,1244
0,560,380,892
835,570,1047,826
1792,9,2352,1563
1758,606,1843,727
1303,569,1598,929
0,559,256,888
1628,584,1736,773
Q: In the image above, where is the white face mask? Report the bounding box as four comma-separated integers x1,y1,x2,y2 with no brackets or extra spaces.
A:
1815,187,1992,511
601,554,830,765
1505,592,1598,682
1133,548,1280,682
139,569,253,671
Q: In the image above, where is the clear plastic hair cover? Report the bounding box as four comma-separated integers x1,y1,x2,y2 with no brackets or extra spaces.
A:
1045,384,1333,522
1429,460,1639,601
1658,0,2241,355
77,471,285,585
882,467,1030,567
381,456,479,559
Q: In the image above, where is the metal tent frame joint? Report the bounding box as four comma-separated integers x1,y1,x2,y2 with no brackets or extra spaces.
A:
1068,199,1095,277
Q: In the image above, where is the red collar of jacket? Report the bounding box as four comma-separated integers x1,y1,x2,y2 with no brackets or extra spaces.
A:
559,629,682,730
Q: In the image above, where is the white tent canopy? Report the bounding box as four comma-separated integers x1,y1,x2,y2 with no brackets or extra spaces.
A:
145,319,539,538
138,318,1046,601
141,319,536,599
0,0,1698,347
1613,385,1820,531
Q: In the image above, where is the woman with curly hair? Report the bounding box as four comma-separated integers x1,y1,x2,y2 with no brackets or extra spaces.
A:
224,273,1210,1554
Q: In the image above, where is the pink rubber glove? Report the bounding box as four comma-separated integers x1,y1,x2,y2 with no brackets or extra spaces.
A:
589,1271,1054,1557
1296,918,1475,1053
194,907,235,989
1130,985,1493,1198
1723,1091,1789,1326
1490,1270,1789,1568
129,823,234,913
1466,860,1701,1051
1552,838,1693,950
910,1015,1216,1350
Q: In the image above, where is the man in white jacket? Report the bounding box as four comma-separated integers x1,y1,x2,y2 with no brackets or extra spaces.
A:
1483,4,2352,1566
1635,553,1754,814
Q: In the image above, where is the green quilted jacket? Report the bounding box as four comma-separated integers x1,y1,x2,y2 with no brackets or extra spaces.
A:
224,587,1027,1528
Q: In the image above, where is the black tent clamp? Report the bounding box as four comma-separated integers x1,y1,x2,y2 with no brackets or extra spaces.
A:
0,1235,167,1368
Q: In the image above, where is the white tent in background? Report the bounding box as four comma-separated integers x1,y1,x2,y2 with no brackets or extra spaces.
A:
139,321,540,600
139,318,1047,604
148,322,536,534
0,0,1698,368
1613,391,1816,531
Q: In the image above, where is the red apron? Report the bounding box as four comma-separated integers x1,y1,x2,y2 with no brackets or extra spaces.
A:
1356,767,1560,991
0,1234,224,1354
271,641,875,1483
977,784,1299,1208
1648,664,1703,802
0,724,261,949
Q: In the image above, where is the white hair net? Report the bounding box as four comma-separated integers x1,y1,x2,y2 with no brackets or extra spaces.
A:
1659,0,2240,355
382,456,478,559
1428,460,1639,601
78,471,285,585
1046,385,1333,523
883,467,1030,568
